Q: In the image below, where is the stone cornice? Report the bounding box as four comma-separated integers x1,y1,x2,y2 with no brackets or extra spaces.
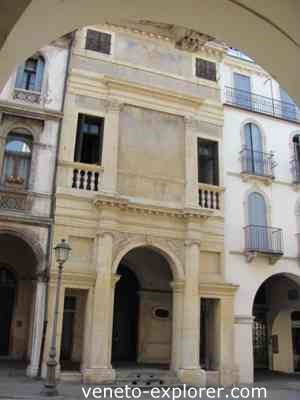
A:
0,100,63,121
199,282,239,298
224,54,270,78
70,69,204,110
94,194,212,220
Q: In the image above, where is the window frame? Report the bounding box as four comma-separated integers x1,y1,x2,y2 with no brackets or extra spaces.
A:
15,55,45,94
74,113,105,165
197,137,219,186
2,133,33,189
85,29,112,55
195,58,217,82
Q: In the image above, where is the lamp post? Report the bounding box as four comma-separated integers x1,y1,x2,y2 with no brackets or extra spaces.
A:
42,239,71,397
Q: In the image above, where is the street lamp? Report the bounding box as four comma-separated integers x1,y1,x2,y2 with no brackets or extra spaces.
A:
42,239,71,397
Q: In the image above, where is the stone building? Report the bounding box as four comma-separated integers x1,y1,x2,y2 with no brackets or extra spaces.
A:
0,36,70,377
1,20,300,387
221,49,300,382
45,23,236,386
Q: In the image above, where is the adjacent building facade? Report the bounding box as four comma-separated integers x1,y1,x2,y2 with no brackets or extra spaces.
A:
0,21,299,387
0,36,70,377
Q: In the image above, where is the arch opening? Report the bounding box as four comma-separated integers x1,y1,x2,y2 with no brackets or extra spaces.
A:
112,246,173,368
252,273,300,378
0,233,38,371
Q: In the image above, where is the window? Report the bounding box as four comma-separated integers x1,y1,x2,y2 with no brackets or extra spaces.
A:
197,138,219,185
2,133,32,188
195,58,216,81
248,192,269,251
15,56,45,92
243,123,264,175
74,114,104,164
280,87,297,121
234,73,251,109
85,30,111,54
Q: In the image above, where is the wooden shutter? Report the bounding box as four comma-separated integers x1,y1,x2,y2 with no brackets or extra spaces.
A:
86,30,111,54
15,64,26,89
34,57,45,92
195,58,216,81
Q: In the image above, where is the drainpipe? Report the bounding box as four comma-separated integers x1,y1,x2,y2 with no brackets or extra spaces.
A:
38,30,75,377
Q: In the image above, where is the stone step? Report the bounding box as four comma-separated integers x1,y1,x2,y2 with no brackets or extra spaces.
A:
115,368,180,387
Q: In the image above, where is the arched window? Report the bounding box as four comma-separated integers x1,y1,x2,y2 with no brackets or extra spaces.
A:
247,192,269,251
243,123,264,175
15,56,45,93
2,133,33,188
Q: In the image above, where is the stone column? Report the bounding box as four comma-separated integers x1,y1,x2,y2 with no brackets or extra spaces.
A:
234,315,255,384
177,240,206,385
102,100,122,195
170,280,184,371
82,231,116,383
184,117,199,208
219,297,235,386
27,272,47,378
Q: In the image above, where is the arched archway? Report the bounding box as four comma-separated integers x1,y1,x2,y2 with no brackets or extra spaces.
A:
0,232,43,374
252,273,300,377
112,245,174,368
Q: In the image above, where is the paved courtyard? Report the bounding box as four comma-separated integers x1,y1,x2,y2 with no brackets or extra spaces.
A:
0,369,299,400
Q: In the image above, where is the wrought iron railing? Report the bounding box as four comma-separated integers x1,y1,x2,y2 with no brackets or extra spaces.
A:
240,147,276,178
244,225,283,255
224,86,300,123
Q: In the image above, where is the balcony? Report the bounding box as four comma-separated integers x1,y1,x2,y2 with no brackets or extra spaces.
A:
244,225,283,262
13,88,41,104
59,161,104,192
224,86,300,123
198,183,224,212
240,147,276,179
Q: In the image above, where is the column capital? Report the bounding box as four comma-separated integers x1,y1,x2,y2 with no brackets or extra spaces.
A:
170,280,185,292
35,269,49,283
184,116,198,130
184,239,201,248
105,99,124,113
96,229,115,240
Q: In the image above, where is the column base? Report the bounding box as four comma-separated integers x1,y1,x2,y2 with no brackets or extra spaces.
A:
177,368,206,386
82,368,115,384
26,364,39,378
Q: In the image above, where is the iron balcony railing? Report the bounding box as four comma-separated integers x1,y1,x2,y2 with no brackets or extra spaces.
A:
244,225,283,255
240,147,276,178
291,159,300,184
225,86,300,123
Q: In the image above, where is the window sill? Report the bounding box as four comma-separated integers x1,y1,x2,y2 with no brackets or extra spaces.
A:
240,172,274,185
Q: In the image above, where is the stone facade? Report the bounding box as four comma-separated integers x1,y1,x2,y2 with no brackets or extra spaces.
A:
0,37,70,376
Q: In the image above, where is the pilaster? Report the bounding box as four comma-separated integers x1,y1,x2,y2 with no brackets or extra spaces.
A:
82,231,117,383
27,272,47,378
184,117,199,208
177,239,206,385
101,100,123,195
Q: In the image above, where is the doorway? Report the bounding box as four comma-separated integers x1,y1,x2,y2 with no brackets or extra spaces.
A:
0,267,16,356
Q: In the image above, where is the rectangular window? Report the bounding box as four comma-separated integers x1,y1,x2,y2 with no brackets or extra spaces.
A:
195,58,216,81
74,114,104,165
85,30,112,54
197,138,219,185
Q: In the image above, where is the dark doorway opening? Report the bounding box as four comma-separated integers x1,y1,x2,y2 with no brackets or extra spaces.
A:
0,267,16,356
112,264,140,365
253,282,269,370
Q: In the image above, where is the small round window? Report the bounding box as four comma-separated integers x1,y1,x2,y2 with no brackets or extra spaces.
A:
153,307,169,320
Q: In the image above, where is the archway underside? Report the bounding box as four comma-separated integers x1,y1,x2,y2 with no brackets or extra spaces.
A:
1,1,300,104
